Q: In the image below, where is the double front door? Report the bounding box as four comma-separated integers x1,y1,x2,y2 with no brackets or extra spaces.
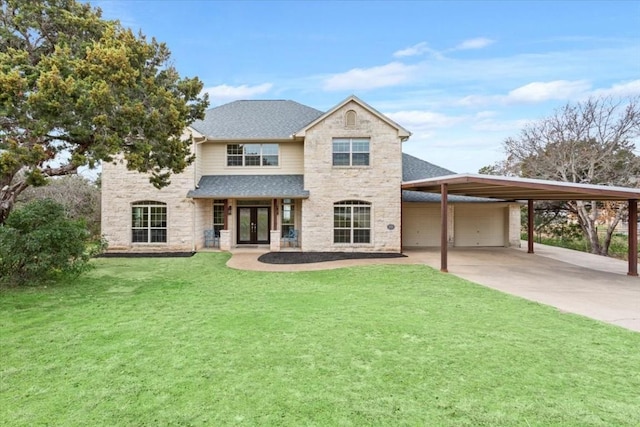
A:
237,207,270,244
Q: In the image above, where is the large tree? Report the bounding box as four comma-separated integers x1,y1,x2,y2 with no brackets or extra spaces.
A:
0,0,209,224
18,174,101,236
500,96,640,256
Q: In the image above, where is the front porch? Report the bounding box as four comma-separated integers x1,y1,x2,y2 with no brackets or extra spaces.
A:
197,197,302,252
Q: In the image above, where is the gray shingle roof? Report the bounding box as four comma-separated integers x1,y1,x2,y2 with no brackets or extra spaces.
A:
402,190,497,203
401,154,498,202
402,153,455,181
187,175,309,198
190,100,324,139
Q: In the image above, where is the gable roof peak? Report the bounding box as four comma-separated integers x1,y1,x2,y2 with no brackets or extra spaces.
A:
294,95,411,139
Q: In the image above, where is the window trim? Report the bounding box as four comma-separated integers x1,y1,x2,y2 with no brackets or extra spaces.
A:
131,201,167,244
226,143,280,167
333,200,372,245
281,198,295,238
332,137,370,167
213,199,226,236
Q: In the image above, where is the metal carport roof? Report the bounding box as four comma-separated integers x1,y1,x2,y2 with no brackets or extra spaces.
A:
401,173,640,276
402,173,640,201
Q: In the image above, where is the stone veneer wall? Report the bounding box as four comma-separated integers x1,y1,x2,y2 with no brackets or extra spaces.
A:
195,198,212,250
101,160,197,252
301,100,403,252
508,203,522,247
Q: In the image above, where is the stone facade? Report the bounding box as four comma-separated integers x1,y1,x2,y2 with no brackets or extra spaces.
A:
508,204,522,247
301,100,403,252
101,159,196,252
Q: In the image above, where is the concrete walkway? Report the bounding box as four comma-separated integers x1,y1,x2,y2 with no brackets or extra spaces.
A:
226,244,640,332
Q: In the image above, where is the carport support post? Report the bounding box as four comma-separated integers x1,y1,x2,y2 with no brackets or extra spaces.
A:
527,200,534,254
440,183,448,273
629,199,638,277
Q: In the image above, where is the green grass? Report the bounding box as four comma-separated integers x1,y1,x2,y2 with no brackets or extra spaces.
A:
525,232,636,261
2,253,639,426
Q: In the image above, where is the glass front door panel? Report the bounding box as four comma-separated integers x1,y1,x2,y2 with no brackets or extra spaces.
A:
237,207,270,244
257,208,269,241
239,208,251,242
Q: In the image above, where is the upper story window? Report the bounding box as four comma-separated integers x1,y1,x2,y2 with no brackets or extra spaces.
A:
131,201,167,243
227,144,279,167
332,138,370,166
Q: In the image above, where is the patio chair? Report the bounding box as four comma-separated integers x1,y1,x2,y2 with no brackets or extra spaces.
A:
204,229,220,248
282,228,299,247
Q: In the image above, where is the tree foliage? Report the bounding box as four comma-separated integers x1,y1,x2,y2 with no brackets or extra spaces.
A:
496,96,640,255
0,198,103,286
0,0,209,224
18,174,101,236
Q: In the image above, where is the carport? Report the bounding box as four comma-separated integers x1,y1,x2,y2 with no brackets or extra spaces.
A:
402,174,640,276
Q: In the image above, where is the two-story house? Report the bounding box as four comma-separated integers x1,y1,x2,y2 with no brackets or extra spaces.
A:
101,96,521,253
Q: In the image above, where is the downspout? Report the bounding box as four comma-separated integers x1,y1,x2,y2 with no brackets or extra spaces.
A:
191,135,198,252
192,133,198,189
190,133,203,253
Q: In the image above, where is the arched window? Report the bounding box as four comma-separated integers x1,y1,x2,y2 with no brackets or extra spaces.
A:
131,201,167,243
345,109,357,127
333,200,371,244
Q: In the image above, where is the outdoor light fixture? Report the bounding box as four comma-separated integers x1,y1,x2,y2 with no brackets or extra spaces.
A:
227,205,232,215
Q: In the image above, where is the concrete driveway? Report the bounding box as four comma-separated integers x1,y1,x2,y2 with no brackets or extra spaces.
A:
228,243,640,332
404,244,640,332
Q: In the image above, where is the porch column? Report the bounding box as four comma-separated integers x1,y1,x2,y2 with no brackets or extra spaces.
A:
528,199,534,254
629,199,638,277
440,183,448,273
223,199,229,230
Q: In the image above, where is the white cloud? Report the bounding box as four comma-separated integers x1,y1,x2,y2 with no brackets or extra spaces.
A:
454,37,495,50
506,80,591,103
202,83,273,102
591,80,640,97
323,62,417,91
393,42,436,58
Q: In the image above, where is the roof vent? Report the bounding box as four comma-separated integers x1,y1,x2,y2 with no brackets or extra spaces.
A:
345,110,357,128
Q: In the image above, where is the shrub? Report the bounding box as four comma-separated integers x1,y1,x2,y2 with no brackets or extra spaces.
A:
0,199,105,286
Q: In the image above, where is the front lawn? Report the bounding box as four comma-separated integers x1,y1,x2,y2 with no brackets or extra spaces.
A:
2,253,639,426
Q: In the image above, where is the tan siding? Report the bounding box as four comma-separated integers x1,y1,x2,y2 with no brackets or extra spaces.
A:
198,141,304,175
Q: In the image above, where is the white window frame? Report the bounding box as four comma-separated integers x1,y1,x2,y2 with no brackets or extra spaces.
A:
333,200,371,244
332,138,370,167
131,201,167,243
226,143,279,167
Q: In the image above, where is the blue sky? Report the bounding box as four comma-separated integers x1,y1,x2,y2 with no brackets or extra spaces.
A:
93,0,640,173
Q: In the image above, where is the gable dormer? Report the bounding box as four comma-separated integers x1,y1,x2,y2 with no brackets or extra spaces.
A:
293,95,411,140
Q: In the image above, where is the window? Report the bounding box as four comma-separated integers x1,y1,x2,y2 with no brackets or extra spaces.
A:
281,199,295,237
332,138,369,166
213,199,226,235
227,144,279,167
334,200,371,244
132,201,167,243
